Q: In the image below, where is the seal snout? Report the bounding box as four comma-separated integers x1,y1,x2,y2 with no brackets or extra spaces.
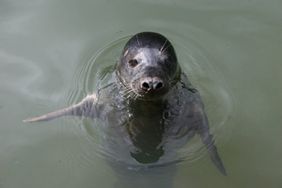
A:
140,77,164,92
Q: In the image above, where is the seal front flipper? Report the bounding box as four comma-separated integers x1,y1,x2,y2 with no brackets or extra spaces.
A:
197,113,227,175
23,94,98,123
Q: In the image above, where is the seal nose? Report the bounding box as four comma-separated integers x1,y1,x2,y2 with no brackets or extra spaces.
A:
141,77,164,92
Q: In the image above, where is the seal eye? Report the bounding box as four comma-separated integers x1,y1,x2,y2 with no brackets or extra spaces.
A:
128,59,139,68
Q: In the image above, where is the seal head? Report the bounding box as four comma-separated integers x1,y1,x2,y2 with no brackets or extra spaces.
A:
116,32,180,100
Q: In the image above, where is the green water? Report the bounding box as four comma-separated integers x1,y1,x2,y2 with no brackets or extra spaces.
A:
0,0,281,187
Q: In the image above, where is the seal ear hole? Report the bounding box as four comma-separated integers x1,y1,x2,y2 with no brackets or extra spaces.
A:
128,59,139,68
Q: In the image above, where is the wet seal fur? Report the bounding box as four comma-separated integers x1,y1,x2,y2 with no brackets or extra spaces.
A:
24,32,226,175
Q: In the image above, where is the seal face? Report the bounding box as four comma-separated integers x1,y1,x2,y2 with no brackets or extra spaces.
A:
117,32,180,100
24,32,227,175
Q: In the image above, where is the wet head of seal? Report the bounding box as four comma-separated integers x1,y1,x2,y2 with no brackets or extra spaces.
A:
116,32,181,100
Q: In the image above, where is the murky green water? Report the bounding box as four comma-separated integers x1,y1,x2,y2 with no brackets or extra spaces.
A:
1,0,281,187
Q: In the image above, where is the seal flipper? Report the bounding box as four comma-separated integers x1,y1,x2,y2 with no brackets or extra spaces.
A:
197,114,227,175
23,94,98,123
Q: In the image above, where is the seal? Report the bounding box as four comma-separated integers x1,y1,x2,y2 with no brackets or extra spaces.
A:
24,32,226,175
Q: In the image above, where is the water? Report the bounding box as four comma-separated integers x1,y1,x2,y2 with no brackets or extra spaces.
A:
0,0,281,187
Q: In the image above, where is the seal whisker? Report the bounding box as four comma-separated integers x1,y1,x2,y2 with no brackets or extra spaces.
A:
160,39,168,53
121,86,137,100
123,89,134,99
161,43,171,54
124,89,132,96
133,93,139,100
131,90,140,101
121,88,131,97
136,35,141,46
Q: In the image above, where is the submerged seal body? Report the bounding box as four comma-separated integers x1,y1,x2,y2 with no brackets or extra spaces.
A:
24,32,226,175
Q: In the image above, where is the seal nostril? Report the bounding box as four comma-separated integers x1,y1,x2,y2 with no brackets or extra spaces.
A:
155,82,163,90
142,80,163,91
142,82,150,90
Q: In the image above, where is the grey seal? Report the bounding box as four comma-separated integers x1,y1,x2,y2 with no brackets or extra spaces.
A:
24,32,226,175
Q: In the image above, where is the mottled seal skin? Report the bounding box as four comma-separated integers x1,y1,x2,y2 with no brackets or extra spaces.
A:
24,32,226,175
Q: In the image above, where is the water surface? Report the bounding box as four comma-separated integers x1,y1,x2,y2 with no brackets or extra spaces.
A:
0,0,281,187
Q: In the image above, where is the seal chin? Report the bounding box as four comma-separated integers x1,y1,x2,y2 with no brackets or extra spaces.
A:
131,85,169,101
134,92,167,101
